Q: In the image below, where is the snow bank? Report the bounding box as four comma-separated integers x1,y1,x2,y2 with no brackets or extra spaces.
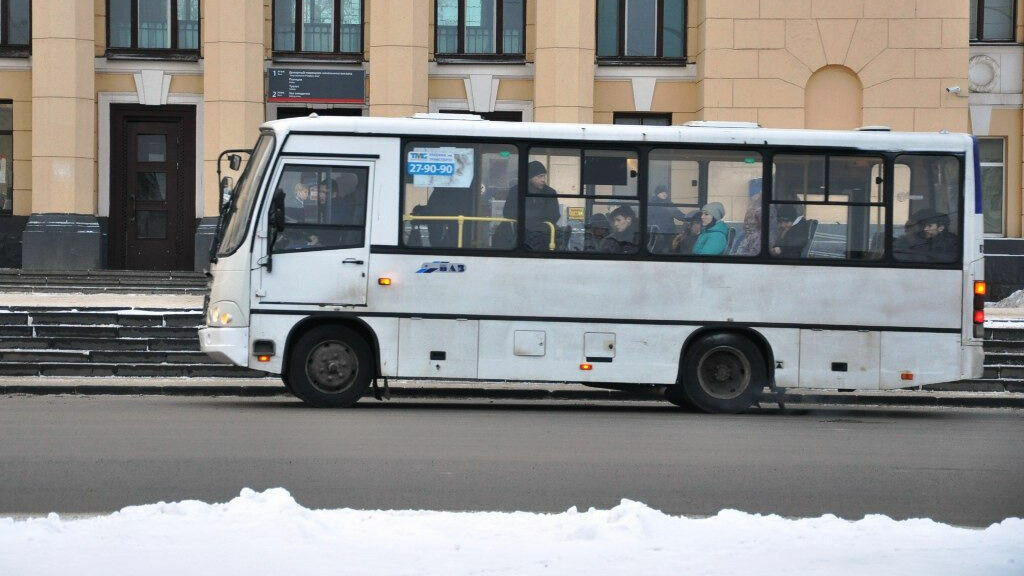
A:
1,489,1020,576
992,289,1024,309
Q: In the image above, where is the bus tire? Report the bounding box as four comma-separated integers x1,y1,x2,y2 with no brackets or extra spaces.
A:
679,333,764,414
287,325,373,408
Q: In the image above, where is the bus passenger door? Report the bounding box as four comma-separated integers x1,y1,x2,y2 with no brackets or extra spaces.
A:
255,159,373,306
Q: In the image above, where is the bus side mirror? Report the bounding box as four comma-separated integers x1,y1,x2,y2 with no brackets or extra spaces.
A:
228,154,242,171
269,189,286,233
219,176,234,213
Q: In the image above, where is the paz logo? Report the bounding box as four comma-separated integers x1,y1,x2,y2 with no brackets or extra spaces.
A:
416,261,466,274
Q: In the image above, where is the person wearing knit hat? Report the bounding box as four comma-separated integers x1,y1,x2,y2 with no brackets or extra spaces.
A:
692,202,729,255
523,160,562,251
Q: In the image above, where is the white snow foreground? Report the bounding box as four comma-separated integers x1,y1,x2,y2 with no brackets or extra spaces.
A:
1,489,1021,576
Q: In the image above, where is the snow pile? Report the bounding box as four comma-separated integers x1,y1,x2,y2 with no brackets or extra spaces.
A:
1,489,1021,576
992,289,1024,309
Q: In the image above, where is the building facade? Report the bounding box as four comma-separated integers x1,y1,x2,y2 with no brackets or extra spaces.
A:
0,0,1017,278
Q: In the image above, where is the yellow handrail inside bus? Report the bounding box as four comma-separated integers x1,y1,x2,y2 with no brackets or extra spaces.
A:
543,221,556,251
403,215,516,249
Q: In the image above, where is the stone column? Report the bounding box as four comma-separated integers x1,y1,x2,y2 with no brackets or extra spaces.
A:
22,0,99,270
368,0,429,117
200,0,266,269
533,0,595,123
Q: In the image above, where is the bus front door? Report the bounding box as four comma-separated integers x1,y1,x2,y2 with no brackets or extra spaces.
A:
255,159,373,306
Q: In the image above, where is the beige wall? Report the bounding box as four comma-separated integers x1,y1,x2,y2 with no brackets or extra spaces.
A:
533,0,595,122
369,0,429,117
695,0,970,132
986,108,1023,237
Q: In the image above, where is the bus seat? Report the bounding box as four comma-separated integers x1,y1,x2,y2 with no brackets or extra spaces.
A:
726,227,737,252
800,220,819,258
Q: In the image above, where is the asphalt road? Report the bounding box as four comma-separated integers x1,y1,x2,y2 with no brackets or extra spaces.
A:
1,395,1022,527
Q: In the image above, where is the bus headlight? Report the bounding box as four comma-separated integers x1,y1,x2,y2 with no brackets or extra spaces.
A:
207,301,243,327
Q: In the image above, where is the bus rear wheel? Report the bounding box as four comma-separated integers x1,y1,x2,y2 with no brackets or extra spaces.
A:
676,333,765,414
288,325,373,408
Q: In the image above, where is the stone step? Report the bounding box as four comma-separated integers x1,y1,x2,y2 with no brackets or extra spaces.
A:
28,325,199,339
983,365,1024,379
0,337,201,352
22,312,202,327
982,340,1024,353
952,379,1024,392
0,326,32,337
986,327,1024,341
0,350,213,364
0,313,29,326
0,362,266,378
0,285,207,294
984,353,1024,366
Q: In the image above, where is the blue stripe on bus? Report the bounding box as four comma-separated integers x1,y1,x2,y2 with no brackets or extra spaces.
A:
972,136,983,214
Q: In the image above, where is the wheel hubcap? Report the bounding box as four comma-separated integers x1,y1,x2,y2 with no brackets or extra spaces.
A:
306,341,358,394
697,346,751,400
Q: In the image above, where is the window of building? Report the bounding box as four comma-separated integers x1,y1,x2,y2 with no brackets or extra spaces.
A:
273,0,363,56
597,0,685,62
647,149,761,256
0,0,30,55
524,147,640,254
971,0,1015,42
402,141,520,250
107,0,200,54
771,154,886,261
979,138,1005,236
435,0,525,58
271,164,369,252
613,113,672,126
0,101,12,215
438,109,523,122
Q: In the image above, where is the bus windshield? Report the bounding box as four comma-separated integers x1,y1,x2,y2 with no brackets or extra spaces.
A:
217,134,275,257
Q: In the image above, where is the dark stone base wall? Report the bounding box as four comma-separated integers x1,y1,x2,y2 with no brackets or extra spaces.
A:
194,216,219,272
985,239,1024,302
0,215,28,269
21,214,105,271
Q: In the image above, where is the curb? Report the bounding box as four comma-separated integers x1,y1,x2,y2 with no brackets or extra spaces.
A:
2,383,1023,408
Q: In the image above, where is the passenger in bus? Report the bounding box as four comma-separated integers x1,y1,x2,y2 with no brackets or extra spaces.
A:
523,161,562,251
670,210,702,254
584,213,611,251
893,213,928,262
648,184,687,234
600,205,639,254
918,209,958,262
324,172,363,226
770,205,811,258
731,209,762,256
693,203,730,255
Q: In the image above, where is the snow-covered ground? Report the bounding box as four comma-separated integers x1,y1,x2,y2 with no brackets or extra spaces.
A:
1,489,1020,576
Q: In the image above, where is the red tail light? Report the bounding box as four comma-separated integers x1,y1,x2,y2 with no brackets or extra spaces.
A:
974,310,985,324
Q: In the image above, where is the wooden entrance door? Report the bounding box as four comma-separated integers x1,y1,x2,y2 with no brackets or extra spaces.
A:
110,105,196,270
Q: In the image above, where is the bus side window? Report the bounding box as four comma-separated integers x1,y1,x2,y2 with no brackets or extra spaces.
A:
402,142,519,250
770,155,885,261
272,164,369,253
892,155,961,264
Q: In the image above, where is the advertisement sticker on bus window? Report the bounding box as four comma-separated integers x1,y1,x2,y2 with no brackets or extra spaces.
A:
407,147,474,188
567,207,585,221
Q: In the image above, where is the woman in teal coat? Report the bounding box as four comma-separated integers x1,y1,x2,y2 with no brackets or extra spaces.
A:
693,202,729,255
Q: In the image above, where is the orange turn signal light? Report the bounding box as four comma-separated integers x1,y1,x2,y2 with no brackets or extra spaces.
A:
580,363,593,371
378,277,392,286
257,355,271,363
974,281,987,296
901,372,914,381
974,310,985,324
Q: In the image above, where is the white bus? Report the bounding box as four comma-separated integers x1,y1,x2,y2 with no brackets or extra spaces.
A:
200,115,986,413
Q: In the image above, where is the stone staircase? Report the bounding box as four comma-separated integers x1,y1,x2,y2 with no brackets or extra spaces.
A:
971,325,1024,392
0,269,208,294
0,308,266,378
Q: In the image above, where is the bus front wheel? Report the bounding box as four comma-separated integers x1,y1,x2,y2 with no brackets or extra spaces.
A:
676,333,765,414
288,325,373,408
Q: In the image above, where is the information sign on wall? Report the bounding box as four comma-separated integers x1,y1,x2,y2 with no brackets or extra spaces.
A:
267,69,365,104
